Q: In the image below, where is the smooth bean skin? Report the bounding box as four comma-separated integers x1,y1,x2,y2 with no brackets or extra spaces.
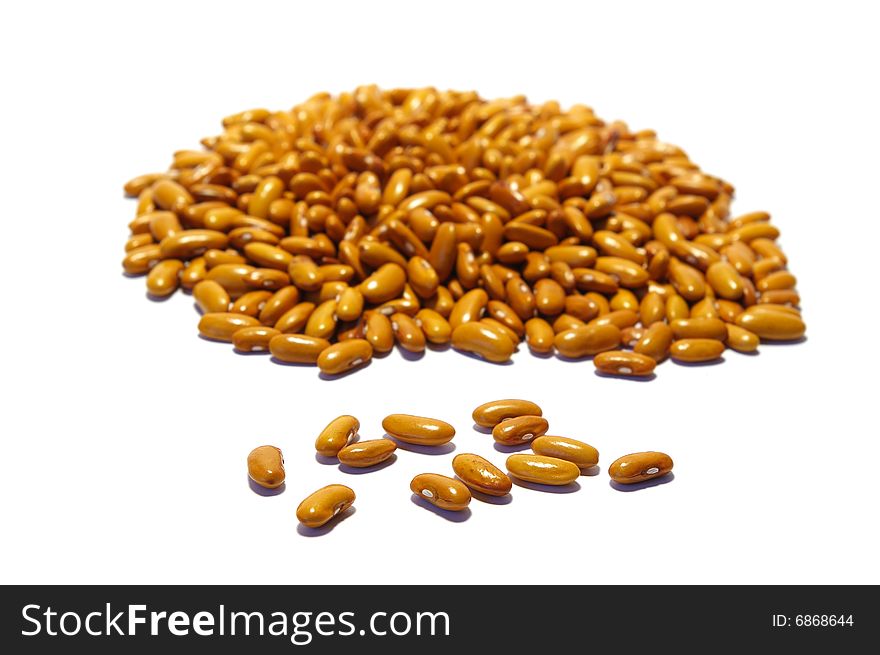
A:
247,445,285,488
735,306,805,341
472,399,543,428
670,317,728,341
337,438,397,468
525,317,555,353
193,280,231,314
296,485,356,528
506,454,580,485
410,473,472,511
382,414,455,445
198,312,260,342
452,453,512,496
145,259,184,297
315,415,360,457
593,350,656,377
531,436,599,469
670,338,725,362
269,333,330,363
554,324,621,358
726,324,760,353
232,326,279,352
451,321,516,362
608,451,673,484
634,322,673,361
317,339,373,374
492,415,549,445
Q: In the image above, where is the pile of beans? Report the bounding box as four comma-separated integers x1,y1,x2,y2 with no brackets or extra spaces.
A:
123,87,805,376
246,399,673,529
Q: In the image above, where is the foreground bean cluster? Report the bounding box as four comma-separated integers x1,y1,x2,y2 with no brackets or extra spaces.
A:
123,87,805,376
246,399,673,529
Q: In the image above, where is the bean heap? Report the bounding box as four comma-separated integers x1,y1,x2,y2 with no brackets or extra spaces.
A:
246,399,674,529
122,87,805,376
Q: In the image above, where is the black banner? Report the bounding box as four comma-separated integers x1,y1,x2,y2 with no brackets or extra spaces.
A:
1,585,874,652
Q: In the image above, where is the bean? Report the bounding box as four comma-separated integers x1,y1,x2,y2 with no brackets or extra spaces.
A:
492,415,549,445
317,339,373,375
525,317,555,353
588,309,639,329
274,302,316,333
159,229,229,260
232,326,279,352
122,244,162,275
531,436,599,469
634,322,674,361
269,333,330,363
554,324,621,358
193,280,231,314
449,288,489,329
337,438,397,468
670,338,725,362
391,312,426,352
735,305,805,340
296,485,356,528
259,286,300,325
364,311,395,353
198,312,260,342
670,317,728,340
593,350,656,377
452,453,512,496
247,445,285,489
506,454,580,485
472,399,543,428
410,473,471,511
706,261,745,299
726,324,760,353
415,309,452,344
382,414,455,446
608,451,673,484
451,321,516,362
595,257,649,288
146,259,183,297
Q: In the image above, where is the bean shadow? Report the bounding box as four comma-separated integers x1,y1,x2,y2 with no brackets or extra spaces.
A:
318,361,373,380
296,506,357,537
728,349,760,357
527,348,554,359
234,348,271,356
397,346,425,361
594,371,657,382
270,356,318,368
339,454,398,475
609,472,675,492
760,336,808,346
410,495,472,522
454,350,514,366
472,424,492,435
670,358,726,368
511,478,581,494
426,342,452,353
554,354,595,364
494,442,532,453
248,476,285,496
314,454,339,466
468,488,513,505
146,292,174,303
581,465,601,477
386,436,456,455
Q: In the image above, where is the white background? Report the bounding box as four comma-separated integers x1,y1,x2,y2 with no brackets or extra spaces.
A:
1,0,878,585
